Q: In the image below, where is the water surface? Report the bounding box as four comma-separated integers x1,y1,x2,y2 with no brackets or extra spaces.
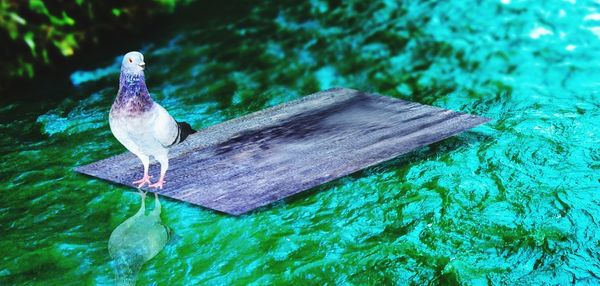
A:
1,0,600,284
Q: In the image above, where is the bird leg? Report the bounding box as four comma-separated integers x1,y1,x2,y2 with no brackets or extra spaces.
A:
132,156,152,188
150,192,161,217
149,154,168,189
149,174,166,189
133,173,152,188
135,190,147,216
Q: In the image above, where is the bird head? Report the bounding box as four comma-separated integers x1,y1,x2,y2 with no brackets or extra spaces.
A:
121,51,146,74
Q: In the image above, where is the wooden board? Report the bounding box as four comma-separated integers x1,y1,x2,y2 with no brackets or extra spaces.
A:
75,88,490,215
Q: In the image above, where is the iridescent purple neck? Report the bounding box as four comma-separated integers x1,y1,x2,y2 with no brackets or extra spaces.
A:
114,70,153,114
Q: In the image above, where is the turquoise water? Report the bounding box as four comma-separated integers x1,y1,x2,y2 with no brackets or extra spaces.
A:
2,0,600,284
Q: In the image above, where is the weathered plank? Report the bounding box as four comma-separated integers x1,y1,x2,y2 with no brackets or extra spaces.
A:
75,88,490,215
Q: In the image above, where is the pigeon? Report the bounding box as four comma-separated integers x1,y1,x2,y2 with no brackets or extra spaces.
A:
109,51,195,189
108,191,174,285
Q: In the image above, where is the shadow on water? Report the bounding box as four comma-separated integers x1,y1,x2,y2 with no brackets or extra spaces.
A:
108,191,176,286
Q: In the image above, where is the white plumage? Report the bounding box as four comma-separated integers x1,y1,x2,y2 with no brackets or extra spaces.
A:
109,51,194,189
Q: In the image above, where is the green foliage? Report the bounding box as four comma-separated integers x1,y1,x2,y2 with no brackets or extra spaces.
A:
0,0,190,87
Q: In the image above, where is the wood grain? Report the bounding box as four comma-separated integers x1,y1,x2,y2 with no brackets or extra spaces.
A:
75,88,490,215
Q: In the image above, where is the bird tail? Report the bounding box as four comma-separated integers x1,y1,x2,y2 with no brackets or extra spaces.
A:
178,121,196,142
173,121,196,145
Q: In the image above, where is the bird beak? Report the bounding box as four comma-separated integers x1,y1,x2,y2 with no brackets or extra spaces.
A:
138,62,146,70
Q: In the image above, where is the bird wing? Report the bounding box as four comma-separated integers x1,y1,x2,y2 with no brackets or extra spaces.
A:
151,103,179,147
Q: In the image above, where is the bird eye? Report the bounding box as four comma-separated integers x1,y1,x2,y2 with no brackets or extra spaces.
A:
128,58,133,63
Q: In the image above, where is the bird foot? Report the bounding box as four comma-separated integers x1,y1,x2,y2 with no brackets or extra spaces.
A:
133,175,152,188
149,178,166,189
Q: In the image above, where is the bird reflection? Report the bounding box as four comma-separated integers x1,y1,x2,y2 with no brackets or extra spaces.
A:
108,191,173,286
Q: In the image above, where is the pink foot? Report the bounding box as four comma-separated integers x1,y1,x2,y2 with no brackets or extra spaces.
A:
133,175,152,188
149,178,166,189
